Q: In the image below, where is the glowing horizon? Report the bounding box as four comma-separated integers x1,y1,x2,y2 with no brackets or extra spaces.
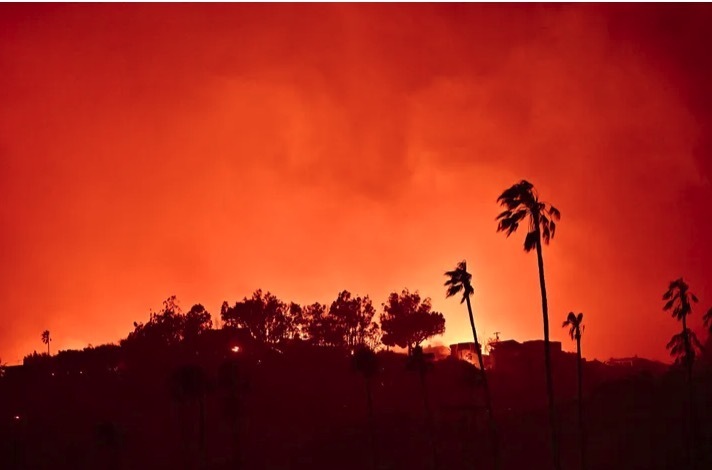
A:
1,4,712,365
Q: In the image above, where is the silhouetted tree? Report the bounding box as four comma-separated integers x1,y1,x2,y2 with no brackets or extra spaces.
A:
329,291,379,348
286,302,306,340
703,307,712,365
123,296,187,351
663,279,701,371
408,345,438,469
380,289,445,354
221,290,293,343
704,307,712,333
352,345,379,469
663,278,701,467
41,330,51,356
562,312,586,470
496,179,561,470
363,322,382,351
303,303,338,346
183,304,213,341
301,295,380,349
170,364,210,469
667,331,703,365
445,260,499,470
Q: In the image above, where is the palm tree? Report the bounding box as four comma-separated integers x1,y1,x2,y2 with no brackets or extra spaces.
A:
703,307,712,336
663,279,699,376
496,179,561,470
662,278,701,467
352,345,379,470
41,330,51,356
407,346,438,470
562,312,586,470
667,330,703,364
170,364,210,469
445,260,499,469
703,307,712,363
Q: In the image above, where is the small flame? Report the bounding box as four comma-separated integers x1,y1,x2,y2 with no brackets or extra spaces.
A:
231,346,240,353
13,415,20,420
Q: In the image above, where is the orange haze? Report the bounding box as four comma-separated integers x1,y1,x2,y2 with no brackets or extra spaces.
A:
1,4,712,364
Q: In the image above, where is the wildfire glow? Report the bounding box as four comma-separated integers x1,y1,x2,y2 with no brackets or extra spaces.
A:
231,346,240,353
0,4,710,364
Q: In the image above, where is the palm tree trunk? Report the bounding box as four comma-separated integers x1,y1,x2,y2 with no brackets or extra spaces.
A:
365,377,378,470
420,370,438,470
681,316,697,469
535,235,561,470
576,336,586,470
465,295,500,470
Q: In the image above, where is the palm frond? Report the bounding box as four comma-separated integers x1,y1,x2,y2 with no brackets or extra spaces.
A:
446,284,463,298
690,330,704,351
549,206,561,220
444,260,473,304
661,277,699,322
524,231,538,252
541,220,551,245
704,308,712,329
666,328,702,365
562,312,583,340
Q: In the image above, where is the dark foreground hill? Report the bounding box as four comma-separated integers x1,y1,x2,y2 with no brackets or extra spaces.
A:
1,339,711,470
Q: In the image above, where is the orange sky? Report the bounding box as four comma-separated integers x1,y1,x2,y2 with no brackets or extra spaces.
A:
1,4,711,364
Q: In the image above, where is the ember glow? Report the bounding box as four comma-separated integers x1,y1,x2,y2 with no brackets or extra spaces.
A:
1,4,711,363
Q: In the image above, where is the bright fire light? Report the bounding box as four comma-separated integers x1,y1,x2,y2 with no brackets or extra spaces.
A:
231,346,240,353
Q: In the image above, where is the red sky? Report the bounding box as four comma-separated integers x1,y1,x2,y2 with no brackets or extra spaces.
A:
1,4,711,364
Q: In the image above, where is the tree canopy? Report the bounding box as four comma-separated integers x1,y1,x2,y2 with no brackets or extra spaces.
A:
380,289,445,352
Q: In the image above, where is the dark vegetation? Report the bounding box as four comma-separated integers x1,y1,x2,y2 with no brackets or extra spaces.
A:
2,181,711,470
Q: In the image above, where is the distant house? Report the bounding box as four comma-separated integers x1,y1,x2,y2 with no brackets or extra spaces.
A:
489,339,575,374
606,356,668,375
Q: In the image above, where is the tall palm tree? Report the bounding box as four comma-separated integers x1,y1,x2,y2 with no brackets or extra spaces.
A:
41,330,51,356
663,279,699,378
662,278,701,466
408,346,438,470
445,260,499,469
352,345,379,470
703,307,712,336
562,312,586,470
703,307,712,364
496,180,561,470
